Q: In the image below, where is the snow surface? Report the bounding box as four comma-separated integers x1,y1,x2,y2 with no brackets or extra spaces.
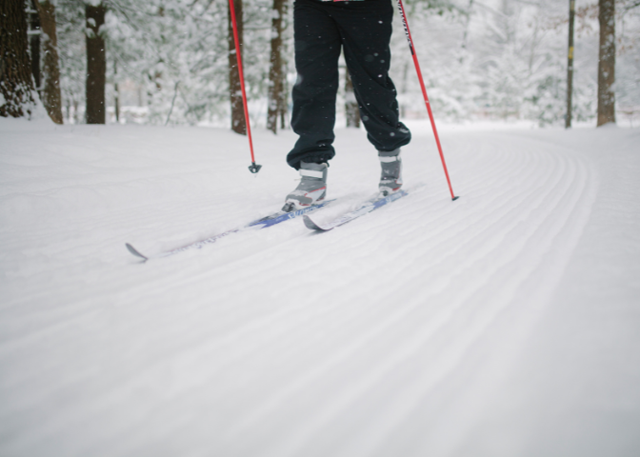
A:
1,118,639,457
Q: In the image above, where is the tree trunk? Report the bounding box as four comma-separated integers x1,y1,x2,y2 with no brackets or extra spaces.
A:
36,0,63,124
28,0,41,93
566,0,575,129
345,70,360,128
597,0,616,126
279,0,289,130
267,0,286,134
228,0,246,135
114,58,120,123
86,2,106,124
0,0,37,118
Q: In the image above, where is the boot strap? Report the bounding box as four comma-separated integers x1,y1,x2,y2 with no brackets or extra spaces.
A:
300,169,324,179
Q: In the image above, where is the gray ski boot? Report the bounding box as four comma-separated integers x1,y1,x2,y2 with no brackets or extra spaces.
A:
379,148,403,196
282,161,328,212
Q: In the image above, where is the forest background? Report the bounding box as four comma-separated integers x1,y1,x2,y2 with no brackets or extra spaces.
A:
3,0,640,130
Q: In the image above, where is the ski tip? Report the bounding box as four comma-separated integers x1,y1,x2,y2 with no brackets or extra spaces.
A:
125,243,149,261
303,215,332,232
452,196,460,201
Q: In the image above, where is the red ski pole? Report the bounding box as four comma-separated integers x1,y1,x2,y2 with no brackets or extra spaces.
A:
229,0,261,173
396,0,458,201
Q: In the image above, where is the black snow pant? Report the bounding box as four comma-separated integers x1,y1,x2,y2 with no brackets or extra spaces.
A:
287,0,411,170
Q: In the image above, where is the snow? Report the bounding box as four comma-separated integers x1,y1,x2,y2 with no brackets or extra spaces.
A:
1,118,639,456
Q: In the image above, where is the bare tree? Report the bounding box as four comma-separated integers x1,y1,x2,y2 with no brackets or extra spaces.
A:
267,0,287,134
28,0,41,93
0,0,37,118
86,1,107,124
566,0,576,128
228,0,246,134
114,58,120,123
36,0,63,124
597,0,616,126
345,70,360,128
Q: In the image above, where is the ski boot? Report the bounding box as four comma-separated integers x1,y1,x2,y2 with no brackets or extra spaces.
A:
378,148,403,196
282,161,328,212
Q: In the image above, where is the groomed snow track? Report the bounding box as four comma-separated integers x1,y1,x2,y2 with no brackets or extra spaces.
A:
1,120,639,457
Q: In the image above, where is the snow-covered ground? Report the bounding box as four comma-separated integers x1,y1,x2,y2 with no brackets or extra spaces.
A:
1,118,639,457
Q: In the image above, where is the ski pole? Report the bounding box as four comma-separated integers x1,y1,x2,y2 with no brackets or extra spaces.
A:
229,0,262,174
396,0,458,201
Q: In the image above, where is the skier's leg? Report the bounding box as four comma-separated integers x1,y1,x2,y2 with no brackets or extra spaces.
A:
333,0,411,152
287,0,343,170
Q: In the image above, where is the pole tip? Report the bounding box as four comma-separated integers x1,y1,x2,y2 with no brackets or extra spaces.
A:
452,196,460,201
248,163,262,174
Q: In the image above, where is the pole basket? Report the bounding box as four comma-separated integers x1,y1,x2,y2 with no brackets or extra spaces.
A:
229,0,262,174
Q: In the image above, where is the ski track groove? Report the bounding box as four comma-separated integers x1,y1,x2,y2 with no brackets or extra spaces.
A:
169,140,555,428
386,150,562,288
222,159,568,455
0,128,607,457
249,145,594,457
367,153,597,457
60,138,595,457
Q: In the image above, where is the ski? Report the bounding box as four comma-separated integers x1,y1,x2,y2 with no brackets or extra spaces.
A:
303,190,408,232
126,199,335,261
